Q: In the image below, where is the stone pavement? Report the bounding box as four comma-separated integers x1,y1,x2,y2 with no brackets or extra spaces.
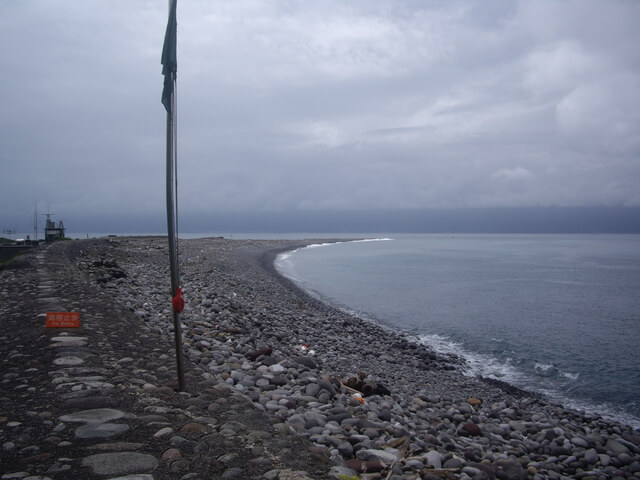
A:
0,241,331,479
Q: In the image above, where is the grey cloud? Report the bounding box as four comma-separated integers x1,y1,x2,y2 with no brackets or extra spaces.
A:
1,0,639,233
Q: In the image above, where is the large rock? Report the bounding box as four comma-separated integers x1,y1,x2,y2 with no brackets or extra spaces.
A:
329,466,358,479
75,423,130,439
494,458,526,480
423,450,442,469
460,422,482,436
286,414,305,431
605,438,630,455
82,452,158,475
60,408,125,424
584,448,599,464
345,459,384,473
293,355,318,369
356,448,400,464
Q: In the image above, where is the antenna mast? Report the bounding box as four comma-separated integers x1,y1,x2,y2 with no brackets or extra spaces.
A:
33,205,38,241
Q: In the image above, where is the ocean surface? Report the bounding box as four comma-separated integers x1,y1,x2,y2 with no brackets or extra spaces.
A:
275,234,640,428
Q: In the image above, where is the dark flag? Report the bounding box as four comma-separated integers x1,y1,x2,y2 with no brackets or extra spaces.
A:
161,0,177,112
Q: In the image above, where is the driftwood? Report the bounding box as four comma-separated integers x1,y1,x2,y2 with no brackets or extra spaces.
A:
341,372,391,397
384,461,397,480
339,381,361,395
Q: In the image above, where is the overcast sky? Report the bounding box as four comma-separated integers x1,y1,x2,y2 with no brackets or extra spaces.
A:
1,1,639,232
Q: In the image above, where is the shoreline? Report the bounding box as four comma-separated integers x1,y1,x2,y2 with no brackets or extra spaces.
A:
267,242,544,398
106,237,640,478
269,238,640,430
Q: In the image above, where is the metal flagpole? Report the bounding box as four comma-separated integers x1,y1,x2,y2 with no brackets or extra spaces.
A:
162,0,185,392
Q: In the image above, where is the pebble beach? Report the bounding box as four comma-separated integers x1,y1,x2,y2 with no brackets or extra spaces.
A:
2,236,640,480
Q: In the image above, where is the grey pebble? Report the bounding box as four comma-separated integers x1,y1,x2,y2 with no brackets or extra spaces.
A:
221,467,244,479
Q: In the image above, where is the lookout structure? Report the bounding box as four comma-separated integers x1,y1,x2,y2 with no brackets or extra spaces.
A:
43,214,65,242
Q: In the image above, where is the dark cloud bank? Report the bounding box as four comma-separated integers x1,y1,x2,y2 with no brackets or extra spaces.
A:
64,207,640,235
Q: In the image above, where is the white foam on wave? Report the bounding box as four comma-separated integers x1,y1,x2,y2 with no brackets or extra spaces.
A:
559,395,640,429
417,333,529,384
418,334,640,428
275,238,393,282
274,253,321,300
278,251,292,262
535,363,554,372
304,237,393,249
274,250,302,282
305,242,340,249
534,363,580,381
350,237,393,243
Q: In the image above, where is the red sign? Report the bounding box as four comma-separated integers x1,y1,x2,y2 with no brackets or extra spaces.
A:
46,312,81,328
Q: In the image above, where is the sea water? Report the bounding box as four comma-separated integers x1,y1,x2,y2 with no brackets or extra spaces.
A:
276,234,640,427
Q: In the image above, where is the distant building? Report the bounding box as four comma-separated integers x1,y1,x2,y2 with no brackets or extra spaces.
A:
44,217,65,242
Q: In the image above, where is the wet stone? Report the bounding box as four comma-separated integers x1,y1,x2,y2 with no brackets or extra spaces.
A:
54,348,93,358
584,448,599,464
86,442,146,452
356,448,400,464
221,467,244,479
443,457,463,469
179,423,208,435
61,396,119,409
102,476,154,480
75,422,130,439
606,439,631,455
495,458,527,480
81,452,159,476
53,356,84,366
599,454,611,466
618,453,633,465
218,452,239,463
52,375,106,385
50,336,88,347
45,462,72,474
59,408,125,424
153,427,174,438
293,356,318,369
345,459,385,473
263,469,280,480
162,448,182,462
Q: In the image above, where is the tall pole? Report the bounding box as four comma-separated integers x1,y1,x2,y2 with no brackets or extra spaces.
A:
162,0,185,392
166,76,185,392
33,204,38,242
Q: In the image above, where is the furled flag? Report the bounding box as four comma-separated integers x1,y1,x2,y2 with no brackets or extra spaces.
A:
161,0,177,112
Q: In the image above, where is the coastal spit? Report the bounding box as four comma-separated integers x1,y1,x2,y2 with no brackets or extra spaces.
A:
1,237,639,480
